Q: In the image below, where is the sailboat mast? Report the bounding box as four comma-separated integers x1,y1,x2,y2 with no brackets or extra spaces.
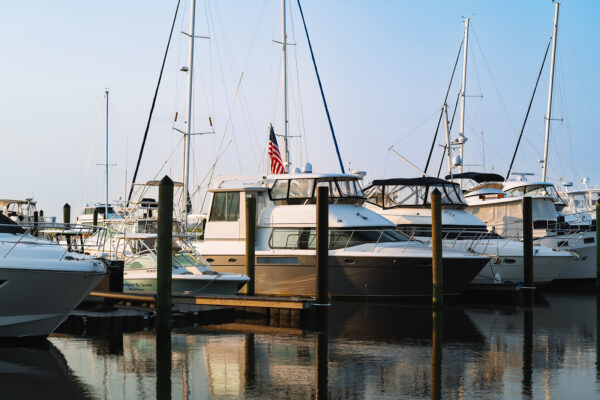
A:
183,0,197,231
542,2,559,182
281,0,289,172
443,104,453,180
458,17,469,175
105,89,109,218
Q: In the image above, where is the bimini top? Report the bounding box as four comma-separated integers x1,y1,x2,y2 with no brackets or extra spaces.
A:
444,172,505,183
364,177,467,209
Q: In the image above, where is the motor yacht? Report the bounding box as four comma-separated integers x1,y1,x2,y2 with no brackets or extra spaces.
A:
363,177,570,289
0,215,106,337
457,172,596,282
193,172,490,298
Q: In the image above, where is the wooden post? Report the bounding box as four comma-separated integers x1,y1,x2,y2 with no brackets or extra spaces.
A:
522,308,533,397
33,211,38,237
63,203,71,249
156,329,171,400
431,189,443,307
431,309,443,400
245,195,256,296
316,185,329,305
596,203,600,293
157,175,173,332
522,196,534,307
63,203,71,227
93,209,99,232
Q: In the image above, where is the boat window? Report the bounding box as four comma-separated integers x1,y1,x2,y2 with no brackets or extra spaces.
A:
289,179,314,198
269,227,408,250
126,254,155,270
209,192,240,221
505,187,526,198
270,180,289,200
172,252,200,267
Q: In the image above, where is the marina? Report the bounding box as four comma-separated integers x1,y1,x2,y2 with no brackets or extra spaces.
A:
1,0,600,399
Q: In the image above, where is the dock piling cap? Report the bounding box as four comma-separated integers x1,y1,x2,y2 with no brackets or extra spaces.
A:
160,175,173,185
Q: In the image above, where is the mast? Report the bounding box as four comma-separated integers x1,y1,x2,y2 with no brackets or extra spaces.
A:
281,0,289,172
458,17,469,175
183,0,196,231
443,103,453,180
542,2,559,182
105,89,109,218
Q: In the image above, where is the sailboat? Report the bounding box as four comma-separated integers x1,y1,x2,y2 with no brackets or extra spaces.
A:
192,1,490,298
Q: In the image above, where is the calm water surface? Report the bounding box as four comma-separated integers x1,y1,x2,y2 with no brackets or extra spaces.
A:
1,294,599,399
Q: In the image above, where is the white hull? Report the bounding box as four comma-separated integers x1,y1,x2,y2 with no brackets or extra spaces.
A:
536,232,597,280
0,268,105,337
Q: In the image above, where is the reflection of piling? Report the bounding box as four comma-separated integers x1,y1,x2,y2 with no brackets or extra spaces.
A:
157,175,174,332
597,296,600,382
33,211,38,237
245,195,256,296
596,203,600,293
431,189,443,307
522,309,533,398
156,329,172,400
244,333,255,392
93,209,99,233
522,197,534,307
316,332,329,400
431,309,443,400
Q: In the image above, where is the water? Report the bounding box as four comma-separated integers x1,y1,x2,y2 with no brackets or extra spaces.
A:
2,294,600,399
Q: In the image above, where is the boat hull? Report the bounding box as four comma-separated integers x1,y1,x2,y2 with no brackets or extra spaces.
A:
0,268,105,338
124,276,247,295
202,254,487,298
536,232,596,280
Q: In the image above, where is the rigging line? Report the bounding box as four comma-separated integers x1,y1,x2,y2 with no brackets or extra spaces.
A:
289,2,309,165
436,91,461,178
127,0,182,206
78,99,105,212
424,38,464,174
471,26,517,133
296,0,344,173
506,38,551,180
556,48,578,179
391,108,440,146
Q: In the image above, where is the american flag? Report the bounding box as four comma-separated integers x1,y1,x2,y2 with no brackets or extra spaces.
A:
268,125,285,174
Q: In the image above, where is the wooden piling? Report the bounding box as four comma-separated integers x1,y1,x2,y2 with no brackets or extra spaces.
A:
93,208,99,232
316,185,329,305
522,308,533,397
316,332,329,400
431,309,443,400
431,189,443,307
156,175,174,332
596,203,600,293
522,196,534,307
156,329,171,400
63,203,71,227
245,195,256,296
33,211,38,237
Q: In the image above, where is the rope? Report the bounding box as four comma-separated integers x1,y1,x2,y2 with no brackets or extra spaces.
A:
506,38,552,179
127,0,182,206
296,0,344,173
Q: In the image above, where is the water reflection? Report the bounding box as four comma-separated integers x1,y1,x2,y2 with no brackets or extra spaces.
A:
40,294,600,399
0,339,93,399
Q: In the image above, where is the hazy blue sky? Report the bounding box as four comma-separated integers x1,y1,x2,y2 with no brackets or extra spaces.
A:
0,0,598,217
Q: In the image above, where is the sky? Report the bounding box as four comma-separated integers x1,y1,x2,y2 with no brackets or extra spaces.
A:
0,0,598,217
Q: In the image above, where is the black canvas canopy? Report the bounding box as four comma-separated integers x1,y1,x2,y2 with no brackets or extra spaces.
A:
444,172,505,183
370,177,451,187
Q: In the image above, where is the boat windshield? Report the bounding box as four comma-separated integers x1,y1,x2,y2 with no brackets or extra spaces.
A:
269,177,364,205
365,183,466,209
269,227,408,250
126,252,204,269
505,184,565,203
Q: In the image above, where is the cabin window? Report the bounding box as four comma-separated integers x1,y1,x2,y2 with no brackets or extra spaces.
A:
209,192,240,221
289,179,314,198
269,227,407,250
270,180,289,200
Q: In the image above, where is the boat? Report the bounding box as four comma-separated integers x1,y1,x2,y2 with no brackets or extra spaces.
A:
193,172,490,298
118,233,249,295
457,172,597,282
0,214,106,337
76,203,123,225
363,177,570,289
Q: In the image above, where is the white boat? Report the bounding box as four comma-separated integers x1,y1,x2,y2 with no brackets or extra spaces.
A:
118,233,249,295
364,177,570,288
76,203,123,226
459,173,596,282
193,172,490,298
0,216,106,338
